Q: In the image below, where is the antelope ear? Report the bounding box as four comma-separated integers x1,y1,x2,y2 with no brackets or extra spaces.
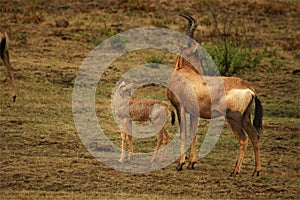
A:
120,81,126,87
126,82,135,90
118,81,126,97
118,81,126,91
119,82,134,97
119,87,131,97
191,43,199,53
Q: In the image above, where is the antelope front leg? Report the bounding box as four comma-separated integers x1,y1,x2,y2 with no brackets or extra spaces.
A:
119,132,127,163
177,108,186,171
187,115,198,169
2,48,16,101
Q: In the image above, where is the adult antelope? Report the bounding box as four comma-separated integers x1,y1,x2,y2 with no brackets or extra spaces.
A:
0,29,16,101
167,14,263,176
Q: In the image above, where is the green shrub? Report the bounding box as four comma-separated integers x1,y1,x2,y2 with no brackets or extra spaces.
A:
203,39,263,76
144,53,165,65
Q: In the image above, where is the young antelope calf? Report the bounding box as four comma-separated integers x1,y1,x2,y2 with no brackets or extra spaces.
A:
0,29,16,101
113,82,175,163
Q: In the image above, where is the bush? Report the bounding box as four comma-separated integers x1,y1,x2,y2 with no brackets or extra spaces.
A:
203,39,263,76
198,4,265,76
144,52,165,65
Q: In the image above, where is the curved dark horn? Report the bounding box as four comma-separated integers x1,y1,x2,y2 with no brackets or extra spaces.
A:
189,15,198,38
179,14,193,37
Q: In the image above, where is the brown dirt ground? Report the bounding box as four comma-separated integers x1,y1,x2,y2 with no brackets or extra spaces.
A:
1,0,299,199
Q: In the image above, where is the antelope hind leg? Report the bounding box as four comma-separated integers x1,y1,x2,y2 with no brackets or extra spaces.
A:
151,129,163,162
119,132,127,163
227,118,249,176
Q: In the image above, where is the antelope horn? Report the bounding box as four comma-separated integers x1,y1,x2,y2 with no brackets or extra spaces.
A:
190,15,198,38
179,14,193,37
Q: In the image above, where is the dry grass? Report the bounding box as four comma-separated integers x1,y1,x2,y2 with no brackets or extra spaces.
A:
0,0,299,199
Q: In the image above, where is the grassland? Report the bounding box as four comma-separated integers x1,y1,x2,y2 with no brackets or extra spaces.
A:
0,0,299,199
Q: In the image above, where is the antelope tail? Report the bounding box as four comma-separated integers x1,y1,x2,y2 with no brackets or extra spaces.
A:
253,96,263,134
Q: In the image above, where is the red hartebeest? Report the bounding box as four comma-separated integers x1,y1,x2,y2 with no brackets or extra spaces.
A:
0,29,16,101
167,15,263,176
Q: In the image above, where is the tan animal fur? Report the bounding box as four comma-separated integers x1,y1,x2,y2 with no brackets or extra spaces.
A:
114,82,175,163
167,15,263,176
0,29,16,101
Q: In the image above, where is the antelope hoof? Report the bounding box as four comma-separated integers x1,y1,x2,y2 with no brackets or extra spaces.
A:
127,153,133,161
118,158,125,163
12,95,16,102
230,171,239,177
187,162,196,170
176,162,185,171
252,170,260,177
